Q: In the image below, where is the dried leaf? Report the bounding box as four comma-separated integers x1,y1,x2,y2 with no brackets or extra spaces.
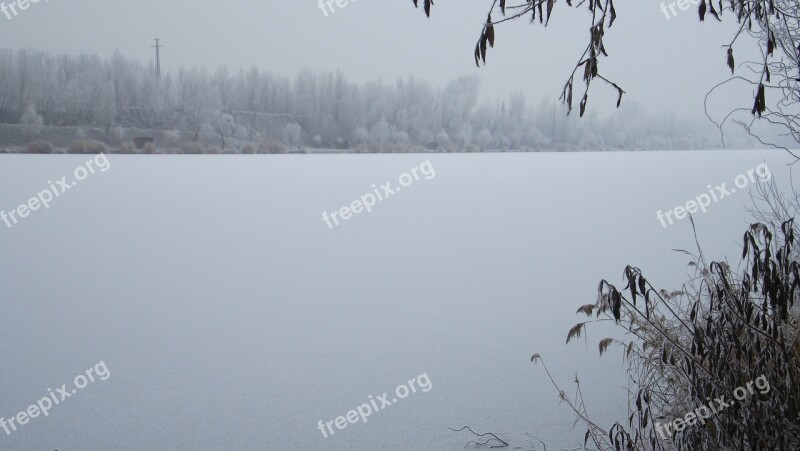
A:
599,338,614,356
567,323,586,344
727,48,735,74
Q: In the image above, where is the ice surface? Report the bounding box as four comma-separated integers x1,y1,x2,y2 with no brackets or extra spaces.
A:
0,150,793,450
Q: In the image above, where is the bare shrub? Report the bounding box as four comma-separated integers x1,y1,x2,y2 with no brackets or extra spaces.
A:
531,218,800,450
180,142,205,155
69,139,107,154
142,142,157,154
27,140,53,154
242,144,256,154
258,140,286,154
119,142,136,154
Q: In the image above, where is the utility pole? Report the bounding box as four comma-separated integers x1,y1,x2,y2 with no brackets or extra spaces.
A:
152,38,163,81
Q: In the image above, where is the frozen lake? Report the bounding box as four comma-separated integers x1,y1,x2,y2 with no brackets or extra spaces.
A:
0,150,793,450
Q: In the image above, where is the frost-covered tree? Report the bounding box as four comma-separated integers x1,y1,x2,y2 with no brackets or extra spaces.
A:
20,104,43,142
369,117,392,146
234,125,249,141
435,130,450,151
475,128,493,150
440,75,479,135
393,130,409,146
210,110,234,149
283,123,302,148
352,126,369,145
112,125,125,144
0,48,738,152
97,81,117,137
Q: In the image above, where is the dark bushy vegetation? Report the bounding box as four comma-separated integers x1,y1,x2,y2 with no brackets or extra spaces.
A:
531,210,800,450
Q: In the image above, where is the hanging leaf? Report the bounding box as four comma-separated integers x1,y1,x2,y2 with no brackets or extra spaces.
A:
609,0,617,27
567,323,586,343
486,15,495,47
767,31,775,56
567,81,574,112
580,93,588,117
752,83,766,116
480,33,488,63
538,1,544,24
599,338,614,356
727,48,735,73
412,0,434,17
709,0,720,20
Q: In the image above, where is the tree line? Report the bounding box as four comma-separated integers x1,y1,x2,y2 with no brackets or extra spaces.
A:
0,48,761,151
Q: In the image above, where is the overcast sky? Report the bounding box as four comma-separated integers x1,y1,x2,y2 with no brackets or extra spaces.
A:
0,0,751,115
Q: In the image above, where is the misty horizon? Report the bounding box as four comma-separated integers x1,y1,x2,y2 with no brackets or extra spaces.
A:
0,1,751,117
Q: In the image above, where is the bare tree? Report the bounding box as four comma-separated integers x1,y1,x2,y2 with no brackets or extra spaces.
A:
412,0,800,150
704,0,800,152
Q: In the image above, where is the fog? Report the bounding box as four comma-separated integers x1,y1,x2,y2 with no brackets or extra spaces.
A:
0,0,749,115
